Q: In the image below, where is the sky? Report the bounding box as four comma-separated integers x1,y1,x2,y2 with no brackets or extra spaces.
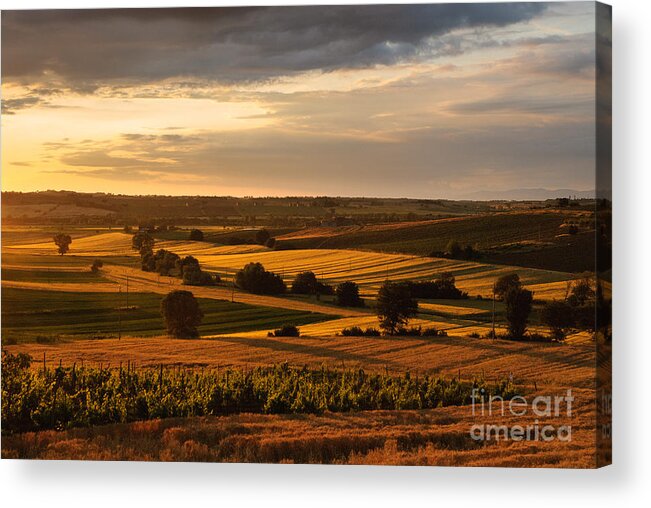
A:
1,2,603,199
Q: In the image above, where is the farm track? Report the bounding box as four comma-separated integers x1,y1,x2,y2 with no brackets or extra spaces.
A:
101,264,367,318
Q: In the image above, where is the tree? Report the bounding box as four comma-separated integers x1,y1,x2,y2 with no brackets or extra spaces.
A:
335,281,364,307
542,300,575,341
291,271,318,294
160,290,203,339
504,287,533,339
265,237,277,249
53,233,72,255
235,262,286,294
567,276,595,307
132,232,154,255
189,229,204,241
376,281,418,335
154,249,181,276
255,229,271,245
493,273,521,300
141,249,155,272
182,264,215,286
90,259,104,274
176,255,200,278
446,240,462,258
268,324,300,337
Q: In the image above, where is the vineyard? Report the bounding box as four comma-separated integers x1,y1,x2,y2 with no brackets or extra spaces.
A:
1,352,518,434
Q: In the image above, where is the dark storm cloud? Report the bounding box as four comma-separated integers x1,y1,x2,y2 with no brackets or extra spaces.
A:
2,3,547,86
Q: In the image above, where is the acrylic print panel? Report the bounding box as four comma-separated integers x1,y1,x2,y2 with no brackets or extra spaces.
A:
0,2,612,468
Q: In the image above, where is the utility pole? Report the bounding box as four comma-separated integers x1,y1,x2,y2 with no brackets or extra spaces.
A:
491,289,496,338
118,286,122,340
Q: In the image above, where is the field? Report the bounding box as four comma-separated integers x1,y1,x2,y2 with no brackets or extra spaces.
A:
1,287,330,343
1,210,603,466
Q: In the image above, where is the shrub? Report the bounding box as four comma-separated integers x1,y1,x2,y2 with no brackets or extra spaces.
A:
468,332,480,338
90,259,104,273
422,327,447,337
394,325,422,336
265,238,277,249
527,332,553,343
188,229,204,241
335,281,364,307
268,325,300,337
340,327,381,337
160,290,203,339
446,240,462,258
235,262,286,295
340,326,364,336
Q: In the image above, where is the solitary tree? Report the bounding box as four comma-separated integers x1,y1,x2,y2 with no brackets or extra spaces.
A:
160,290,203,339
53,233,72,255
493,273,521,300
376,281,418,335
504,286,533,339
189,229,204,241
541,300,575,341
335,281,364,307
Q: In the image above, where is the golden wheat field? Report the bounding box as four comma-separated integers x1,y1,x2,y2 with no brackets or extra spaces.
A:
5,231,575,300
1,227,601,465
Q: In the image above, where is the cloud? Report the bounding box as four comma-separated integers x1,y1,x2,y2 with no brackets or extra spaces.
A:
2,4,547,87
1,96,41,114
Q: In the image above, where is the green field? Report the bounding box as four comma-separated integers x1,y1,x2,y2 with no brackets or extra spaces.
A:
1,287,332,342
1,268,112,284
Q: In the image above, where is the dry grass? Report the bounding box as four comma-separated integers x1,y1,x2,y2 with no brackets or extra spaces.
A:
1,388,598,467
3,333,595,389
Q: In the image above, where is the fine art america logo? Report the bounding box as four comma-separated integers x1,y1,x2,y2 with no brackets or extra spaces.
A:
470,388,574,442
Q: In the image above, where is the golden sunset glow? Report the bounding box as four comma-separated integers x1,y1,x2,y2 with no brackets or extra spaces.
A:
2,3,598,198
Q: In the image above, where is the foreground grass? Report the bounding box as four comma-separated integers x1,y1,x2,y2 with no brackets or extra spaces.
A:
1,395,598,467
1,287,330,342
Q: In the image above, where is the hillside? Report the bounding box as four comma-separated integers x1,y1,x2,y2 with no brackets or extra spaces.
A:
275,210,597,273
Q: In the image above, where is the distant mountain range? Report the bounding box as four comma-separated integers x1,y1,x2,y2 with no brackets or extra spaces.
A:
459,188,595,201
